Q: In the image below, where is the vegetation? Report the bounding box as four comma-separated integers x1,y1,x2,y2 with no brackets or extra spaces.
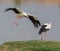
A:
0,40,60,51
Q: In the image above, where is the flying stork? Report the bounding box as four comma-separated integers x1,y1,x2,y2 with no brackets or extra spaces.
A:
5,7,41,28
38,23,52,41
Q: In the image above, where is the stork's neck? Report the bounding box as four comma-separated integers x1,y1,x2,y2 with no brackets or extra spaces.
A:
23,12,27,16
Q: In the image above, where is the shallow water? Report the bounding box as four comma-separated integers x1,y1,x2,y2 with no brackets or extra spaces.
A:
0,0,60,44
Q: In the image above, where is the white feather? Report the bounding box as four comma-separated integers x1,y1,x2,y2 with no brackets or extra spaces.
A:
44,23,52,29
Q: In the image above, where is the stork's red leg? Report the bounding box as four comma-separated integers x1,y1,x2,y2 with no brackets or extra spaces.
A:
13,18,20,26
45,32,47,41
41,34,43,41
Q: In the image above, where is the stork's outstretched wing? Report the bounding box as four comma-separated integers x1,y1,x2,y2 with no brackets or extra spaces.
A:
27,14,41,28
5,7,23,14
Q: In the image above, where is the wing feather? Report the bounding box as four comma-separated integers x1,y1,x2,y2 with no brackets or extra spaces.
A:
5,8,23,14
28,14,41,28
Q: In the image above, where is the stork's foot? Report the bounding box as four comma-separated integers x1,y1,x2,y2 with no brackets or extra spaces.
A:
16,23,19,26
13,22,19,26
41,38,43,41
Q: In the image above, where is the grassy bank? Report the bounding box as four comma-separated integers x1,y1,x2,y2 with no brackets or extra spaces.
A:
0,40,60,51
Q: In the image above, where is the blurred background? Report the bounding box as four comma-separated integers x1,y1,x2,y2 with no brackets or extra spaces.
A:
0,0,60,44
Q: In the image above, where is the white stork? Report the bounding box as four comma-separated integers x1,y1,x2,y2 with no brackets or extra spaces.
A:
38,23,52,41
5,7,41,28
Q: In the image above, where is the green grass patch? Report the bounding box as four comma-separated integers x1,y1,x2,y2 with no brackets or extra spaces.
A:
0,40,60,51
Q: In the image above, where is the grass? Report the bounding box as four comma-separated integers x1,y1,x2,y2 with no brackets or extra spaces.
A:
0,40,60,51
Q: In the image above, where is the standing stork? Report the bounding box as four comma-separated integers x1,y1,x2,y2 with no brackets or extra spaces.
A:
5,7,41,28
38,23,52,41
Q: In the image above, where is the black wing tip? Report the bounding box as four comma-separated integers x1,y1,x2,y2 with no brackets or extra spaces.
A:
37,20,41,26
5,8,13,12
5,9,8,12
29,16,41,28
35,21,41,28
5,7,20,14
33,25,38,28
30,23,38,28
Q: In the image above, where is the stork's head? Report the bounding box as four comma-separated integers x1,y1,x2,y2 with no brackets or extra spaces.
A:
44,22,52,29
